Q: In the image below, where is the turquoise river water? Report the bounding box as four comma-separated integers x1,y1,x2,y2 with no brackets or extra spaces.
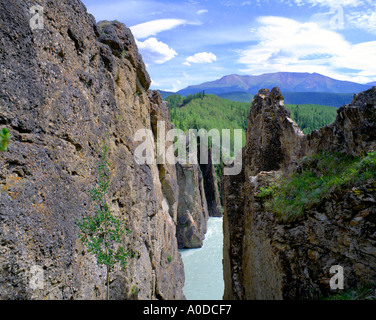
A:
179,217,224,300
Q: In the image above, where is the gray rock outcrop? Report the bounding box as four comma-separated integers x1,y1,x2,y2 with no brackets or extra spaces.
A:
176,163,209,249
200,148,223,217
0,0,185,300
223,87,376,300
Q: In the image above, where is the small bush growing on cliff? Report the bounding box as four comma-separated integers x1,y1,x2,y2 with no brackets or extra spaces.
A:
76,144,132,300
0,128,10,152
258,183,279,199
263,151,376,222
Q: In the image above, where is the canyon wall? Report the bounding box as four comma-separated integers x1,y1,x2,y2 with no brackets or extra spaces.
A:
176,162,209,249
200,148,223,217
0,0,187,300
223,87,376,300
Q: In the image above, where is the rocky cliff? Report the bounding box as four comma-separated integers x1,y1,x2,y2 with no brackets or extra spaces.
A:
200,148,223,217
175,146,220,248
176,162,209,248
0,0,186,300
149,81,211,249
223,87,376,300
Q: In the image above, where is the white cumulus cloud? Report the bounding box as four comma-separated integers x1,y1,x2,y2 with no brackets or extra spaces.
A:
137,38,178,65
130,19,187,39
184,52,217,66
237,16,376,83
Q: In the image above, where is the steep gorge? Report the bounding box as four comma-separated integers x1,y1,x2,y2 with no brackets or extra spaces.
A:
3,0,373,302
223,87,376,299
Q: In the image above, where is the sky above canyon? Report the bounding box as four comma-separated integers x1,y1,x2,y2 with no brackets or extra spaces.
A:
82,0,376,91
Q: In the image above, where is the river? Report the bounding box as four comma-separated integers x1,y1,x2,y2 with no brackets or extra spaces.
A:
179,217,224,300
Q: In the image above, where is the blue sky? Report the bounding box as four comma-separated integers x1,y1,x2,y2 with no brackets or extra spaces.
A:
81,0,376,91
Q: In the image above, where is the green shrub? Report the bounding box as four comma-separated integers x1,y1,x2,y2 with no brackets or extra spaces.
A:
0,128,10,152
76,143,132,299
131,285,138,295
258,183,279,199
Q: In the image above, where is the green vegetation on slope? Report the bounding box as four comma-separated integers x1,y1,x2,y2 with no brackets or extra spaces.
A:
285,104,337,135
217,92,254,103
165,93,185,109
166,93,249,147
323,283,376,300
167,91,207,109
258,151,376,222
166,92,337,138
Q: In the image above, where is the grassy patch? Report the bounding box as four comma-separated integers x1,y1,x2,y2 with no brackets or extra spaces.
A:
260,151,376,222
323,283,376,300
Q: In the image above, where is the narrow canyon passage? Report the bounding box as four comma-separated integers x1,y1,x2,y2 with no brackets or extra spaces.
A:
179,218,224,300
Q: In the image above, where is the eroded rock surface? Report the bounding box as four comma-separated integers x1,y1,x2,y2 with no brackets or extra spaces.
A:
176,163,209,249
223,87,376,300
0,0,184,300
200,148,223,217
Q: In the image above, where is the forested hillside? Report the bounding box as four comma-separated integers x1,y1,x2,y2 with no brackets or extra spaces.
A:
285,104,337,134
217,92,254,103
167,93,248,135
165,93,337,138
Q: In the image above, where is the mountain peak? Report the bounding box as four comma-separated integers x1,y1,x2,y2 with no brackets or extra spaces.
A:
178,72,373,96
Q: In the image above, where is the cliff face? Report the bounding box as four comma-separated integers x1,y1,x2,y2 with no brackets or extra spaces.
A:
0,0,185,300
175,146,221,248
223,87,376,300
200,148,223,217
303,88,376,157
176,163,209,248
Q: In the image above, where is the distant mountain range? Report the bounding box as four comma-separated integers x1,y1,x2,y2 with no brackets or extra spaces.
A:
177,72,374,96
215,91,355,108
158,90,176,99
158,72,375,108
